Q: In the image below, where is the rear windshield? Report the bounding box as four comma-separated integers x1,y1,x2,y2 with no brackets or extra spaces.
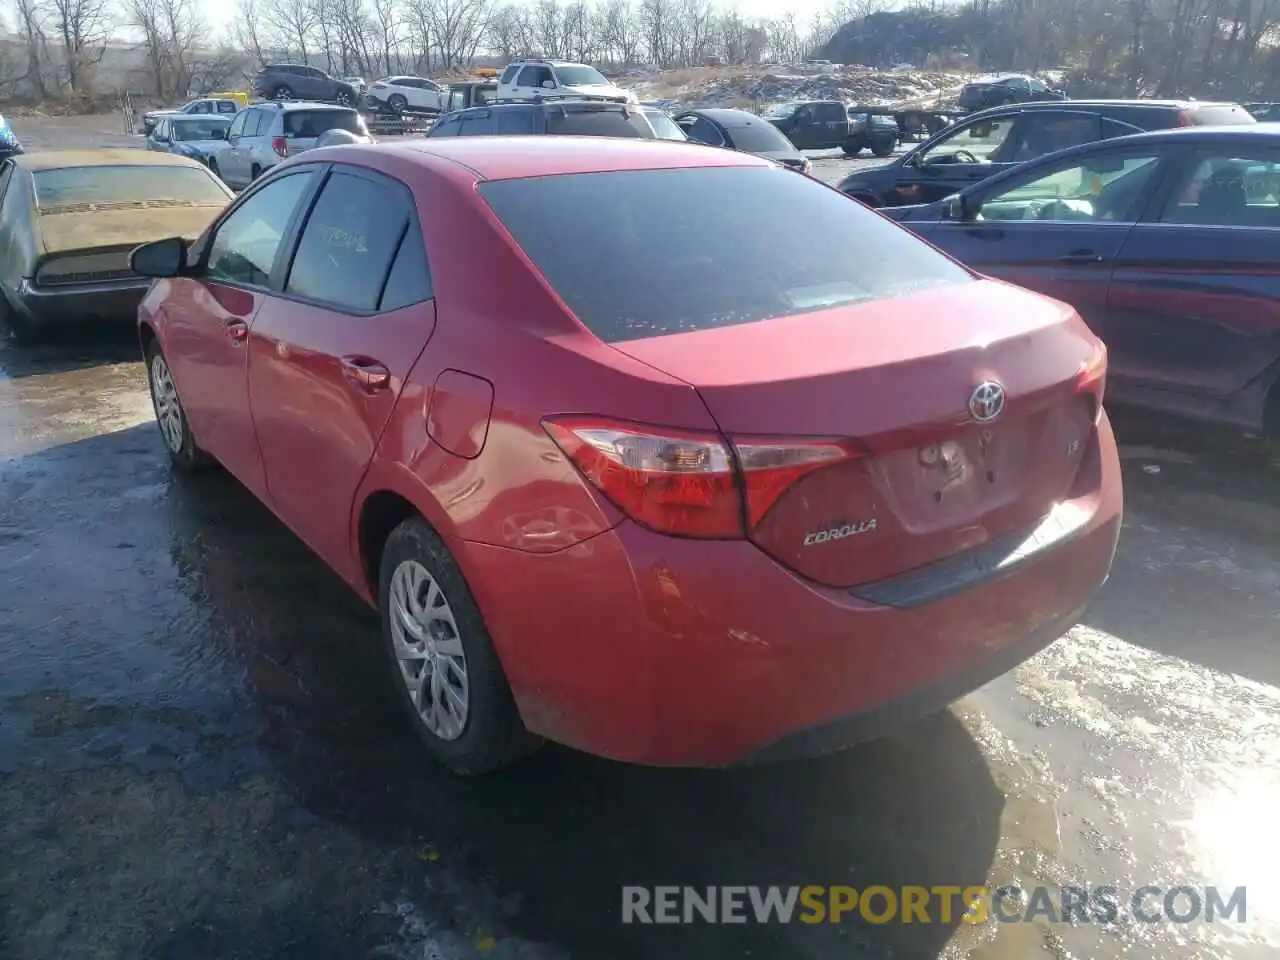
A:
545,109,652,138
724,121,797,152
480,166,972,342
34,165,229,207
284,110,361,137
1189,103,1256,125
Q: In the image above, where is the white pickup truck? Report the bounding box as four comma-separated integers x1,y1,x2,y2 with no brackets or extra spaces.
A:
141,97,242,136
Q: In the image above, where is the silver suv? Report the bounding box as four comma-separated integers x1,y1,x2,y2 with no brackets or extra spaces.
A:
212,100,371,189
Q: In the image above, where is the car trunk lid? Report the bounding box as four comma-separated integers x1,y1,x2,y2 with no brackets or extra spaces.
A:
607,280,1103,589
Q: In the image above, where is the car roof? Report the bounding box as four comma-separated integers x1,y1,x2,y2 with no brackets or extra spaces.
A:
262,101,353,112
386,135,768,180
683,108,772,127
16,149,207,171
1076,121,1280,145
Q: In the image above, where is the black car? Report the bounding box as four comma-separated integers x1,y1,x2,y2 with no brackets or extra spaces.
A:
427,98,663,139
674,108,812,174
252,63,359,107
837,99,1256,208
956,74,1068,111
887,125,1280,445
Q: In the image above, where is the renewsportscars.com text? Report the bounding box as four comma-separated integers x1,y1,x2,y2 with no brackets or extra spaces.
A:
621,885,1247,925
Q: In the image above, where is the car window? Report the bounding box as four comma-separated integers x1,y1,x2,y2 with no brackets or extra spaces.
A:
285,110,360,137
458,114,495,136
217,101,237,114
243,110,268,137
813,103,845,122
430,115,463,137
1158,149,1280,227
1029,78,1049,93
207,171,315,287
499,65,519,84
917,115,1015,165
495,109,536,134
763,103,798,120
975,151,1164,223
642,109,686,140
722,121,795,153
228,112,248,137
546,109,650,137
1003,113,1101,163
0,163,14,205
285,171,410,311
552,65,608,86
379,222,433,310
517,65,552,87
33,165,229,207
171,118,231,141
479,166,972,342
686,116,725,146
189,101,211,114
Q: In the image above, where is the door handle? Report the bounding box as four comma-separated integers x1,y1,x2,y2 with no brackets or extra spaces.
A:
341,356,391,392
225,318,248,342
1057,250,1104,264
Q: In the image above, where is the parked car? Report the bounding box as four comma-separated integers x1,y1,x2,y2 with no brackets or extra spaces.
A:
441,78,499,114
142,96,241,136
888,124,1280,448
836,99,1257,208
130,136,1121,775
1245,102,1280,121
763,100,896,157
494,59,632,103
0,115,23,160
0,149,232,344
957,74,1068,111
675,108,812,174
146,115,233,167
214,100,369,189
344,77,367,95
427,99,662,139
366,76,445,114
252,63,359,106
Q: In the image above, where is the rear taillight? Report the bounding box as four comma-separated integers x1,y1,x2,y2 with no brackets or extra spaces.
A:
543,416,861,538
1076,341,1107,421
1175,109,1194,127
271,136,287,157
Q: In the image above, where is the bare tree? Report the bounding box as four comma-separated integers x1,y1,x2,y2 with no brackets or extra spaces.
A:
265,0,318,61
48,0,111,93
14,0,53,99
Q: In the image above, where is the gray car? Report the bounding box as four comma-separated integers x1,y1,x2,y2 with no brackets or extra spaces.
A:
213,101,370,189
252,63,359,106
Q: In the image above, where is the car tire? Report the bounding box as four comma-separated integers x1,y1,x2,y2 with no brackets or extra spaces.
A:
207,157,220,177
850,193,882,208
272,85,293,100
145,341,214,472
871,139,896,158
335,89,353,106
378,516,541,776
388,94,408,113
250,163,262,181
841,139,865,157
0,294,38,346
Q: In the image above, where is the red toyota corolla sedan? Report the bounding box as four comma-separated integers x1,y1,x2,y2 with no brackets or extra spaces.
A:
131,136,1123,775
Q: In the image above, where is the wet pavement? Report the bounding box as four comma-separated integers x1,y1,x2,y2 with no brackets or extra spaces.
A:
3,118,1280,960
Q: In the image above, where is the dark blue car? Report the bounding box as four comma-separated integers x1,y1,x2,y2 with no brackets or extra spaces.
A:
0,115,24,159
890,124,1280,447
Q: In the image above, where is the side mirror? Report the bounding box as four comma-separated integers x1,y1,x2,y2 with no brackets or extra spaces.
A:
541,80,555,89
131,236,187,278
970,123,992,138
943,193,977,222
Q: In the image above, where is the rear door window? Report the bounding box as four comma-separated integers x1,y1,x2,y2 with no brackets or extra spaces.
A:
430,115,463,137
1157,148,1280,227
545,109,649,137
379,223,433,310
687,116,725,146
479,166,971,342
285,170,410,311
496,109,536,134
458,114,495,136
1005,113,1101,163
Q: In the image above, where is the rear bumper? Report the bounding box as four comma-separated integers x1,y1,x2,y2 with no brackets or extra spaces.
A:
11,277,152,328
460,412,1123,767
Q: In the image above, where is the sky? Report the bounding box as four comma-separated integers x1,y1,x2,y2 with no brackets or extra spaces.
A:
198,0,842,45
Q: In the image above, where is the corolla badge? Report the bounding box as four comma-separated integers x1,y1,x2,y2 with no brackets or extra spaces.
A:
802,519,877,547
968,381,1005,423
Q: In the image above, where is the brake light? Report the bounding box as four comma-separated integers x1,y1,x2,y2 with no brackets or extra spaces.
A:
543,416,862,538
1175,109,1194,127
1076,341,1107,420
271,136,287,157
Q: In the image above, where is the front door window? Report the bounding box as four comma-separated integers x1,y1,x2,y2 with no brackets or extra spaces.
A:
917,116,1016,166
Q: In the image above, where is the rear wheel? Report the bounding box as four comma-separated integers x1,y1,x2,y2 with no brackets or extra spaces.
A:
388,94,408,113
250,163,262,181
146,341,214,471
272,84,293,100
871,139,896,158
335,89,353,106
378,516,539,776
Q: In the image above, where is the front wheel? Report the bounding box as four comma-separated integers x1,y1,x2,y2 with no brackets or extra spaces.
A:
387,94,408,113
871,139,896,158
146,342,214,471
272,85,293,100
335,89,353,106
379,516,540,776
841,138,866,158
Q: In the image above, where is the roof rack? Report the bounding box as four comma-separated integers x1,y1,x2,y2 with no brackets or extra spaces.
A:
493,93,629,105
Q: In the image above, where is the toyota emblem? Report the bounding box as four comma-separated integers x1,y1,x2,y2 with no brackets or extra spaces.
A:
968,381,1005,422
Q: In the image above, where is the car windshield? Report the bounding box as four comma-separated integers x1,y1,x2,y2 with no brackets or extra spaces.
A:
33,165,229,207
725,122,798,153
764,102,800,118
480,166,971,342
284,110,363,137
642,109,686,140
553,65,608,86
171,118,231,141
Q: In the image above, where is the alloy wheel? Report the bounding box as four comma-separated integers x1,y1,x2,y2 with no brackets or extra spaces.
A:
388,559,470,741
149,353,184,454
